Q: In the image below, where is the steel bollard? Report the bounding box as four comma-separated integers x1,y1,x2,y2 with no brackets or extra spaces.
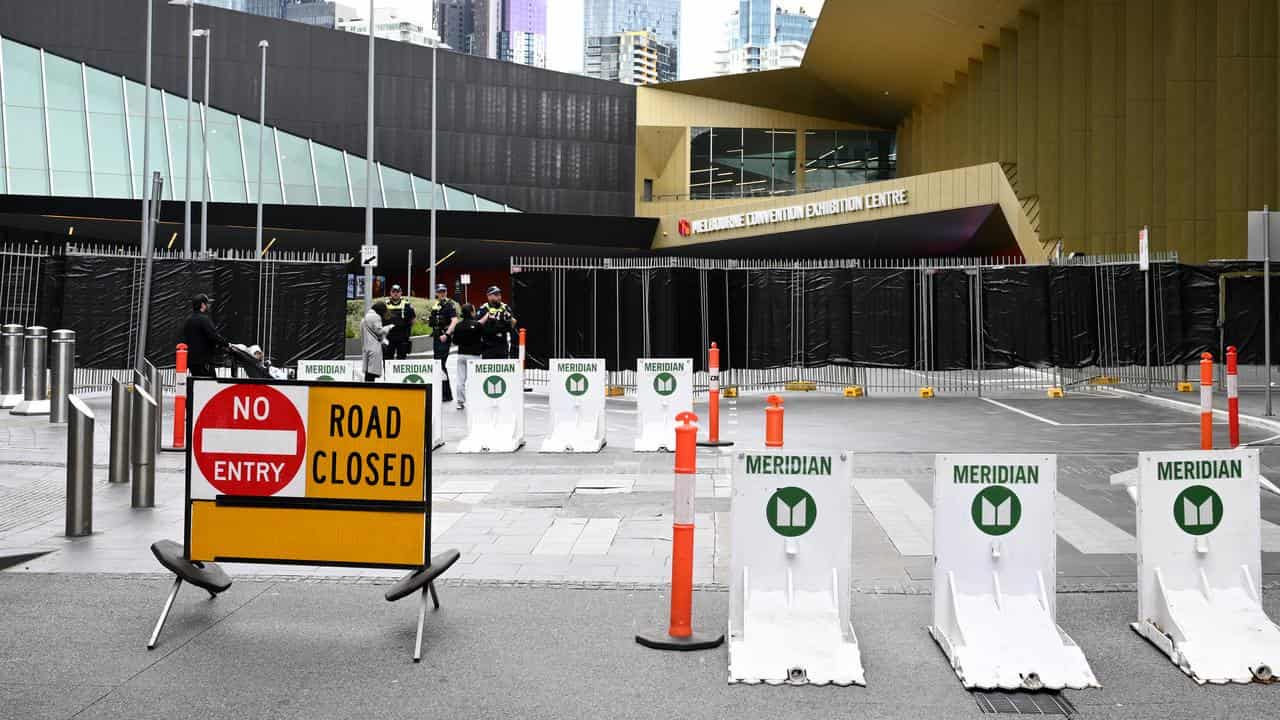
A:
109,379,132,484
145,360,162,451
65,394,94,537
131,386,157,508
11,326,50,416
50,330,76,424
0,323,23,408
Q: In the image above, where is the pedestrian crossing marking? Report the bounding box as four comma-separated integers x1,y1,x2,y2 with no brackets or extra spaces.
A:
1054,493,1136,554
851,477,933,556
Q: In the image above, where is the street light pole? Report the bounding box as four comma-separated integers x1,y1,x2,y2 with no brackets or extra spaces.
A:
364,0,375,312
196,28,210,256
139,0,153,262
255,40,268,257
429,42,437,299
169,0,195,257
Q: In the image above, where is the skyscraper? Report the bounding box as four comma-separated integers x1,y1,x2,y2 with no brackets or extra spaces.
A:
498,0,547,67
435,0,474,52
584,0,680,76
585,30,675,86
716,1,816,75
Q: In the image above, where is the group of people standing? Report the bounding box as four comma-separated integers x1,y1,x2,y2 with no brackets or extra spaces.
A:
362,282,518,408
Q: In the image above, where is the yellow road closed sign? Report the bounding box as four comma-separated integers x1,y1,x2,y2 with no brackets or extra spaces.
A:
186,378,432,569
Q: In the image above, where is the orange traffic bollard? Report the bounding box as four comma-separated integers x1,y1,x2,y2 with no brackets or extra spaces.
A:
636,411,724,651
1200,352,1213,450
518,328,529,391
698,342,733,448
168,343,188,451
1227,346,1239,448
765,394,784,447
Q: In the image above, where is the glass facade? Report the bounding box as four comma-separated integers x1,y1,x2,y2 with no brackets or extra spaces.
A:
803,129,897,190
689,127,796,199
0,36,515,213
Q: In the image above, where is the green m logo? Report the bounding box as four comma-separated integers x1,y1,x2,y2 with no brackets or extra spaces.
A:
971,486,1021,536
654,372,677,396
566,373,589,396
1173,485,1223,535
483,375,507,399
403,373,425,384
766,487,817,537
317,375,334,382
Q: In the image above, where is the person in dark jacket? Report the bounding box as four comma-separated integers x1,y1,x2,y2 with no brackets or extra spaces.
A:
182,293,228,377
383,284,415,360
476,286,517,359
450,304,483,409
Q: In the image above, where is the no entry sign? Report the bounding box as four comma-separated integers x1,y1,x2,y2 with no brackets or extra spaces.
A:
186,377,432,569
191,384,308,499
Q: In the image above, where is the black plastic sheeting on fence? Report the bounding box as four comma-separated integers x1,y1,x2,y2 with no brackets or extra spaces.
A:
512,262,1245,372
849,269,915,368
931,270,972,371
63,256,346,369
1217,263,1280,364
984,267,1051,369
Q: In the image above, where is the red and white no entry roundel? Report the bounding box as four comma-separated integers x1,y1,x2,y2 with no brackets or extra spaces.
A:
192,384,307,497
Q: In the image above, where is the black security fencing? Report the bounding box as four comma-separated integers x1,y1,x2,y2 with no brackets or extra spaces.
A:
510,252,1258,395
0,243,349,374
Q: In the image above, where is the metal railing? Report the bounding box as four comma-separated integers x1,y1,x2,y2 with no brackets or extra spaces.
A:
512,252,1195,397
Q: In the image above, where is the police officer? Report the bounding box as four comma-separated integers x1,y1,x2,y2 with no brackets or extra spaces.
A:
427,284,461,401
383,284,415,360
477,285,517,359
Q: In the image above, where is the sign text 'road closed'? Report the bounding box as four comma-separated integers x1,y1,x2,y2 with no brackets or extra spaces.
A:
191,382,428,502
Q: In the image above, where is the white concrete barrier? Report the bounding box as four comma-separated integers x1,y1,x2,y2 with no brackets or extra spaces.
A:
384,359,444,449
634,358,692,452
729,450,864,686
1112,449,1280,684
456,359,524,453
296,360,359,382
929,454,1098,690
540,359,606,453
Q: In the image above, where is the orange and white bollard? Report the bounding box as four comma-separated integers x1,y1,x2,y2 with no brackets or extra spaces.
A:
765,394,784,447
697,342,733,448
163,343,188,452
1227,345,1239,448
1200,352,1214,450
518,328,528,391
636,411,724,651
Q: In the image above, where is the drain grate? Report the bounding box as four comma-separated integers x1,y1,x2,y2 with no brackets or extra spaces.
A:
973,691,1077,715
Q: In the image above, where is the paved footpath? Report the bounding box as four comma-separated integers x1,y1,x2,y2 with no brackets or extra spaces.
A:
4,390,1280,589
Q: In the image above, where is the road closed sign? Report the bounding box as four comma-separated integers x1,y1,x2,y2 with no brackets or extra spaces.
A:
634,358,692,452
385,359,443,449
186,378,432,569
541,358,606,453
297,360,359,382
728,451,863,686
930,454,1098,690
1125,449,1280,684
457,359,524,453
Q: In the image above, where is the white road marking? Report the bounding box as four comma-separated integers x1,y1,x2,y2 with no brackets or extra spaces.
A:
981,397,1195,427
852,477,934,556
1055,494,1135,554
979,397,1061,426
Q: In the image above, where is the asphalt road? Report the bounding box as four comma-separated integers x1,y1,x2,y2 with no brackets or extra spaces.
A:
2,574,1279,720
